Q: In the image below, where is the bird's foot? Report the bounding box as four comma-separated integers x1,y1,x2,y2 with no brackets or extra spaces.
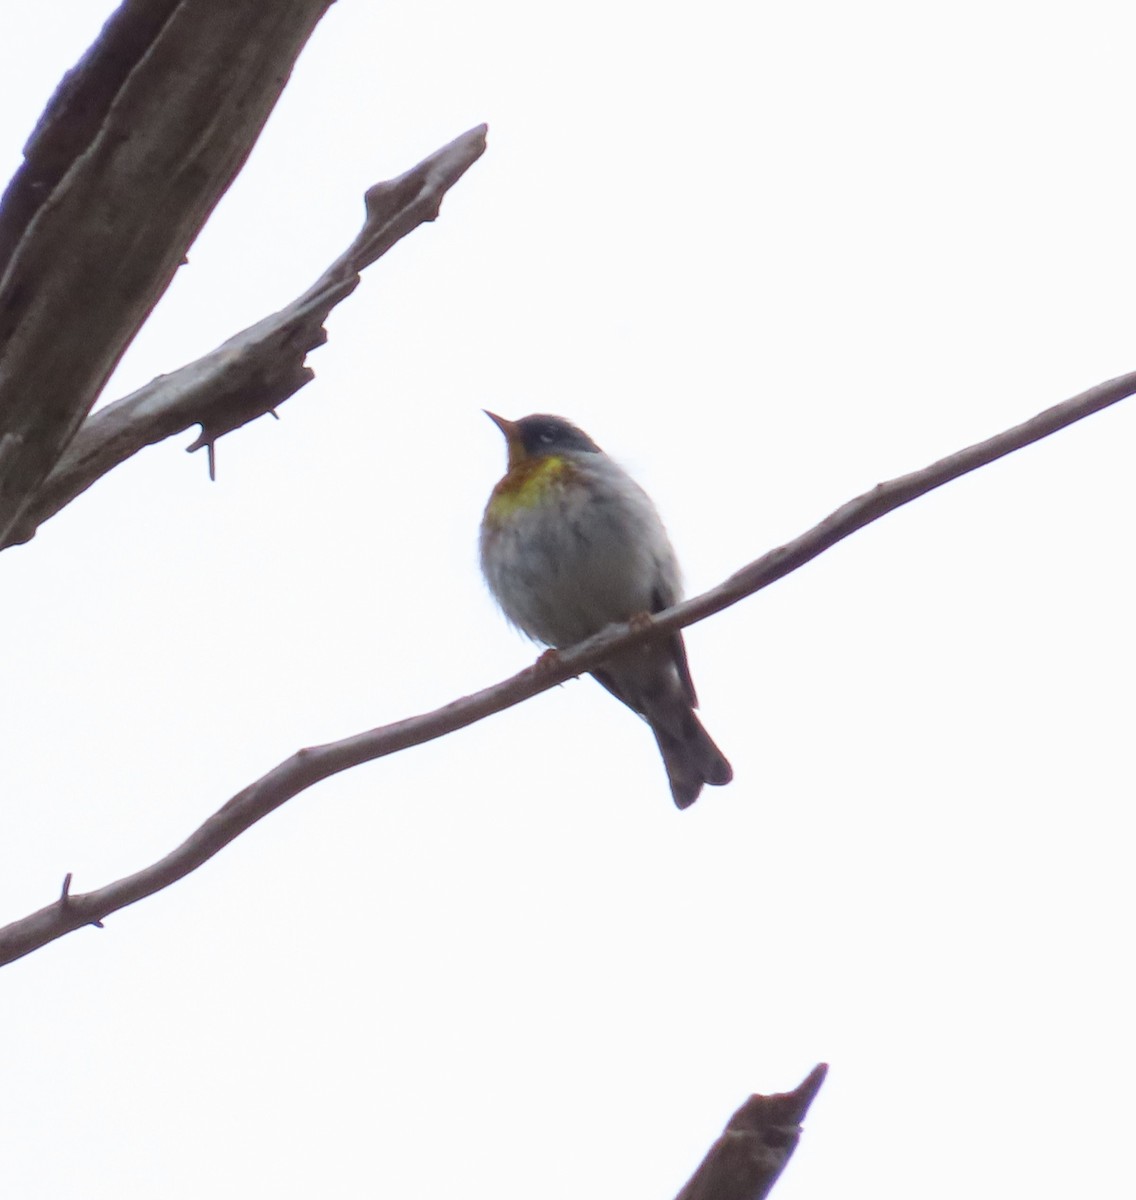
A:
628,610,654,632
531,648,561,675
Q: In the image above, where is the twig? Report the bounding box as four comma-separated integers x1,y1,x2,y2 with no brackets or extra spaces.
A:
1,368,1134,966
58,873,104,928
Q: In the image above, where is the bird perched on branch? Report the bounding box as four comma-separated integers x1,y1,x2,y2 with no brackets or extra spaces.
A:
479,412,732,808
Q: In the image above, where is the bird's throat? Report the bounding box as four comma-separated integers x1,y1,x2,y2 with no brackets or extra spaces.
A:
486,455,570,519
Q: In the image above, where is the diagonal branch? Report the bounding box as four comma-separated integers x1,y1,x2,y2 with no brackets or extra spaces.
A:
0,0,338,545
1,368,1134,966
674,1065,828,1200
1,124,488,550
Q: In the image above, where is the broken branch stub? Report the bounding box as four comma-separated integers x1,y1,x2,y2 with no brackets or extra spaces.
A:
674,1066,828,1200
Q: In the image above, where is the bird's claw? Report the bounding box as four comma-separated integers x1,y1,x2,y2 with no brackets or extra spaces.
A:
531,648,561,675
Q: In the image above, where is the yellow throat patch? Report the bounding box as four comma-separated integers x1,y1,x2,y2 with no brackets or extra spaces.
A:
486,455,571,520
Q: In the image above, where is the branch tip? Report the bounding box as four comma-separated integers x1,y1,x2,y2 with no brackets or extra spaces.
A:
798,1062,828,1105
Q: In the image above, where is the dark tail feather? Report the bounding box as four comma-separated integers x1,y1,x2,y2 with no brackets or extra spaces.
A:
653,711,733,810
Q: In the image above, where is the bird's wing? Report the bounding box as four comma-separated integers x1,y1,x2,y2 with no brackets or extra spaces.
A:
651,585,698,709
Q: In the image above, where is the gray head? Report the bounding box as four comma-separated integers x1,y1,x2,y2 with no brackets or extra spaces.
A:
484,412,602,466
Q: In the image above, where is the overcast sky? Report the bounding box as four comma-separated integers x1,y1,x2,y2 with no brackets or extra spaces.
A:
3,3,1135,1198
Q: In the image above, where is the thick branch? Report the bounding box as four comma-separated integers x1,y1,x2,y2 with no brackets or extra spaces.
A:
674,1065,828,1200
1,124,488,549
1,369,1134,966
0,0,335,544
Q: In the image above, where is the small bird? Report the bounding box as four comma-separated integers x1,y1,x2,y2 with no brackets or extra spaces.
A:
479,412,732,808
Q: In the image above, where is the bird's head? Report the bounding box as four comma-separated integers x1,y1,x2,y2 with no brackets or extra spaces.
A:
484,412,602,469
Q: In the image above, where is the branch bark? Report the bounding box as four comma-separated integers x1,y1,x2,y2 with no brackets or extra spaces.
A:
674,1065,828,1200
1,368,1133,967
0,0,336,544
1,124,488,549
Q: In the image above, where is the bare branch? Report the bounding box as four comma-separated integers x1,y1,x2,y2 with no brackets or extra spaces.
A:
1,124,488,549
0,0,336,544
674,1065,828,1200
1,368,1133,966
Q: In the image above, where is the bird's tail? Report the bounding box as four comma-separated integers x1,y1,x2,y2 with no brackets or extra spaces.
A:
653,709,733,810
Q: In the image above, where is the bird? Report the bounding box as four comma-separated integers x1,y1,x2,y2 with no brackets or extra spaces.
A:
479,411,732,808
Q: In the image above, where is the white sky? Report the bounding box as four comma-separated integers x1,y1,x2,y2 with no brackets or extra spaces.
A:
3,3,1134,1197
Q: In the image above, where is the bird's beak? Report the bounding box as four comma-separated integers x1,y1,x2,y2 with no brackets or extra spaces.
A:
484,410,527,467
484,410,519,439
